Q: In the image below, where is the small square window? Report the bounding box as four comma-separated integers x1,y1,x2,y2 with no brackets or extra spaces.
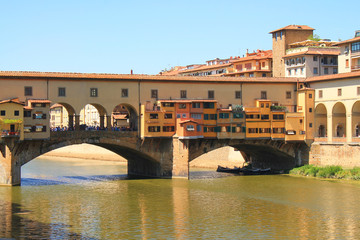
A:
261,91,267,99
338,88,342,96
0,110,5,116
309,93,312,99
58,87,66,97
357,87,360,96
14,110,19,116
90,88,98,97
121,88,128,98
309,108,312,112
313,67,318,74
309,123,313,128
313,56,318,61
180,90,187,99
208,90,214,99
286,91,291,99
235,91,241,99
24,86,32,96
151,89,158,99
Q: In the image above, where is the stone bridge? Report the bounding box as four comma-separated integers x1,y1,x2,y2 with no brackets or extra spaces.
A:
0,131,310,185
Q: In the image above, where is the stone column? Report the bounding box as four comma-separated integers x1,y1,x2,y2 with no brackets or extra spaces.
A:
327,114,333,142
0,139,21,186
99,115,105,129
74,115,80,131
106,115,112,130
346,113,352,143
68,114,74,130
172,138,189,179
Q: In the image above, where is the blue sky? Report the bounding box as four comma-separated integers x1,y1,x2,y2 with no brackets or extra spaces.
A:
0,0,358,75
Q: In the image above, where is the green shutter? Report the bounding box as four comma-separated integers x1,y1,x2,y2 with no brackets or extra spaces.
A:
204,127,208,132
204,114,209,120
232,127,236,132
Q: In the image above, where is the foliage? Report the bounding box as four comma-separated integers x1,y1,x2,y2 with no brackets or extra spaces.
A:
231,104,244,113
0,119,23,124
290,165,360,180
270,105,287,111
308,34,321,41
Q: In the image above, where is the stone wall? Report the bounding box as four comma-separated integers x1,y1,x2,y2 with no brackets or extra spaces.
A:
309,143,360,168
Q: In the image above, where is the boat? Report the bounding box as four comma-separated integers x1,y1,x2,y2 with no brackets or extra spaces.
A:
216,165,241,173
240,167,271,175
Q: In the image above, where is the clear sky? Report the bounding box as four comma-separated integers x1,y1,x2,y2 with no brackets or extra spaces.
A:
0,0,359,75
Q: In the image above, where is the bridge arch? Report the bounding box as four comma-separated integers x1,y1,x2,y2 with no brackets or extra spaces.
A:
112,103,138,131
332,102,346,137
314,103,327,138
79,103,109,129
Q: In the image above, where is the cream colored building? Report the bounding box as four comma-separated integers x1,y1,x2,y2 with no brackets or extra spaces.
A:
334,31,360,73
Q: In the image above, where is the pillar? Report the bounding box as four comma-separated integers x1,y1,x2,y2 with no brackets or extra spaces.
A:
327,114,333,142
106,115,112,130
0,140,21,186
68,114,74,130
346,113,352,143
100,115,105,129
172,138,189,178
75,115,80,131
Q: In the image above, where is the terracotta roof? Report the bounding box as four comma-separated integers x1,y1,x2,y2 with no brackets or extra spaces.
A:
231,50,272,63
158,99,217,103
284,49,340,58
0,71,301,83
306,71,360,83
180,63,232,73
113,114,128,120
333,36,360,46
179,120,199,125
0,98,24,105
24,106,33,110
269,25,314,34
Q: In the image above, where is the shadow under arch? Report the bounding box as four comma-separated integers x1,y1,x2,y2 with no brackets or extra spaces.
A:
112,103,139,131
332,102,346,137
315,103,327,137
50,102,76,129
352,100,360,137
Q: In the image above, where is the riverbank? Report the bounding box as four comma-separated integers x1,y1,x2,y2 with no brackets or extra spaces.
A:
290,165,360,180
42,144,245,169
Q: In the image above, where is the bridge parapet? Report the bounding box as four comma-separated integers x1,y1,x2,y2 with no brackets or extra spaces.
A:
50,130,137,140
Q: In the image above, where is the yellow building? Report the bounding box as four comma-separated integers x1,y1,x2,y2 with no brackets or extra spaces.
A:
23,100,51,140
0,98,24,141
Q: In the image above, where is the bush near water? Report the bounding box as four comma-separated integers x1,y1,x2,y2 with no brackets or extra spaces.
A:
290,165,360,180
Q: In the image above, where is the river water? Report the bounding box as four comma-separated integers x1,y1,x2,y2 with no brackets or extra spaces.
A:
1,157,360,239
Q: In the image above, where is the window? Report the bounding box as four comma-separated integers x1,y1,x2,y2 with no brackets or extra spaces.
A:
191,114,201,119
163,126,174,132
309,93,312,98
24,86,32,96
309,108,312,113
219,113,229,119
333,68,338,74
274,32,278,41
180,90,187,99
148,126,161,132
121,88,128,97
192,102,201,108
233,113,243,118
151,89,158,99
162,102,174,107
58,87,66,97
182,113,187,118
261,115,269,120
313,56,318,61
346,59,349,68
322,57,328,65
197,125,202,132
186,125,195,131
149,114,158,119
313,67,318,74
164,113,172,119
338,88,342,96
273,114,284,120
14,110,19,116
178,103,187,109
208,90,214,99
90,88,98,97
324,68,328,74
262,62,265,68
309,123,313,128
261,91,267,99
24,110,31,117
0,110,5,116
203,102,214,109
249,73,254,77
33,113,46,119
35,125,47,132
280,31,282,40
319,90,323,98
288,70,291,76
262,73,266,77
204,114,217,120
357,87,360,95
286,91,291,99
351,42,360,53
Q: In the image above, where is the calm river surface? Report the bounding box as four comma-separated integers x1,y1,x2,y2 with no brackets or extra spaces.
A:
1,157,360,239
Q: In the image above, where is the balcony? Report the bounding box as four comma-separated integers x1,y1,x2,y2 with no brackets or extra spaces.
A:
351,65,360,71
1,131,20,138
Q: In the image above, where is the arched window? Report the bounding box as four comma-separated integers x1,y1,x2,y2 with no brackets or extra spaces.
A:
336,124,345,137
318,125,326,137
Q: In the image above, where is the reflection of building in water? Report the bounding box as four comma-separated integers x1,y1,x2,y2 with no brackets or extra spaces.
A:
80,104,100,127
50,104,68,128
172,182,189,239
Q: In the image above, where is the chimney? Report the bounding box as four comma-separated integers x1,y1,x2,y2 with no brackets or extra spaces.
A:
131,69,133,75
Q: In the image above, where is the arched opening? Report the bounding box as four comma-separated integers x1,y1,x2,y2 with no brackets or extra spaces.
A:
332,102,346,139
314,104,327,138
79,104,109,130
50,103,76,131
112,104,138,131
352,101,360,139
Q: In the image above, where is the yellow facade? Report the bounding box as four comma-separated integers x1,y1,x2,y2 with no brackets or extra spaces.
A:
0,101,24,141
